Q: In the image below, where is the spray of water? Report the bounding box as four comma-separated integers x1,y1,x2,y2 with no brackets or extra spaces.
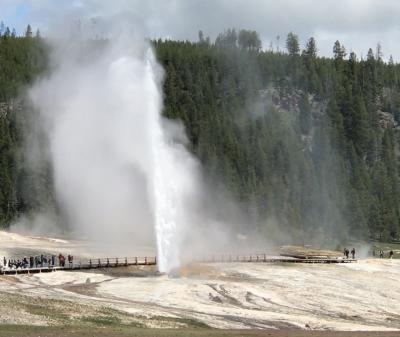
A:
28,32,199,272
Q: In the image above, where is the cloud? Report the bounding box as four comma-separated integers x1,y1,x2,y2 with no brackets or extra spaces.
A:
1,0,400,59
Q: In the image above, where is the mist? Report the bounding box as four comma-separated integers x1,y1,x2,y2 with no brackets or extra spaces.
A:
22,27,180,270
17,14,267,272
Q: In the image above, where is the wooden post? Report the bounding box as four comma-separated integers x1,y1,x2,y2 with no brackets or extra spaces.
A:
135,257,137,265
145,257,147,265
116,258,118,266
125,257,128,266
89,259,92,268
98,258,101,267
107,258,109,267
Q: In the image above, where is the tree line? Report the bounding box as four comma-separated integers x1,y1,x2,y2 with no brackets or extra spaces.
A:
1,26,400,244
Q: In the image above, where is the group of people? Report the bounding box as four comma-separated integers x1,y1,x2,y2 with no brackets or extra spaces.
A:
58,254,74,267
375,250,395,258
1,254,74,270
343,247,356,259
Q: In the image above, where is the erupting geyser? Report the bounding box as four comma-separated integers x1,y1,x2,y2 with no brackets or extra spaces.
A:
29,33,199,272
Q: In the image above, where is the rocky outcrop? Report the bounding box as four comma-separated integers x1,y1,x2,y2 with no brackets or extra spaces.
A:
377,110,398,129
258,88,325,119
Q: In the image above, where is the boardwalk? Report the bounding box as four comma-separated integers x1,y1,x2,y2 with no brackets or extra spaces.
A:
1,256,156,275
0,253,357,275
194,253,357,264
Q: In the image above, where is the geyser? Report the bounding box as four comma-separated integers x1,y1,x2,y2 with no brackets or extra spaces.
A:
29,34,199,272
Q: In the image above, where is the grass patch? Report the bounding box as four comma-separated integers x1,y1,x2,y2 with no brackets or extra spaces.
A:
25,303,69,321
0,325,399,337
150,315,210,328
80,315,121,326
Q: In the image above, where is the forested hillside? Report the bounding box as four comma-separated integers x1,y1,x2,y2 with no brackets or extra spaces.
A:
1,25,400,243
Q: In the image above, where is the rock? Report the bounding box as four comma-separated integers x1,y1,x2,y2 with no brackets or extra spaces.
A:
209,292,222,303
378,110,397,129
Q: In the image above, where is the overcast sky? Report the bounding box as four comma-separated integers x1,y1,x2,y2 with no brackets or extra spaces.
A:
1,0,400,61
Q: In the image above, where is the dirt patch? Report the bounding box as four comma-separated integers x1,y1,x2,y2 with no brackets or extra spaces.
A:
178,263,218,278
91,265,160,277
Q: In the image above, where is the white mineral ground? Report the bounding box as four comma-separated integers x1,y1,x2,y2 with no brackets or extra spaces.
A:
0,230,155,259
0,231,399,330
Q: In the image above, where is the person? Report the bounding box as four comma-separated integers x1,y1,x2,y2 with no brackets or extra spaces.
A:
3,257,6,267
343,248,347,257
380,250,384,258
29,256,34,268
51,255,55,267
345,248,349,259
389,250,394,259
351,248,355,259
58,254,65,267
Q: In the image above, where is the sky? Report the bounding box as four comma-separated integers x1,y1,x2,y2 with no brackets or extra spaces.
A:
1,0,400,60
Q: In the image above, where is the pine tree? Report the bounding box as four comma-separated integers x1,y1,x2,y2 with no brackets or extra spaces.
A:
286,32,300,56
333,40,346,59
25,24,33,38
304,37,317,58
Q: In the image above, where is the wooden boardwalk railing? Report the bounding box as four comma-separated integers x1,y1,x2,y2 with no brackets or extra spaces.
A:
0,256,157,275
193,253,357,264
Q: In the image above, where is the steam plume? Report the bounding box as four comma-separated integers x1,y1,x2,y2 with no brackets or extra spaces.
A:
29,30,199,272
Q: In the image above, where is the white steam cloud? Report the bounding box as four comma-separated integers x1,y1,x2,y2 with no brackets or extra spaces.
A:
28,29,200,272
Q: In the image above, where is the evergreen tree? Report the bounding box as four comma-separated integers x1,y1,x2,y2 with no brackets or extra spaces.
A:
286,32,300,56
304,37,317,58
333,40,346,59
25,24,32,38
238,29,262,52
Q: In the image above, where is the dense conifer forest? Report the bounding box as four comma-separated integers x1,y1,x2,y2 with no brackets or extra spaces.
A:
1,25,400,243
